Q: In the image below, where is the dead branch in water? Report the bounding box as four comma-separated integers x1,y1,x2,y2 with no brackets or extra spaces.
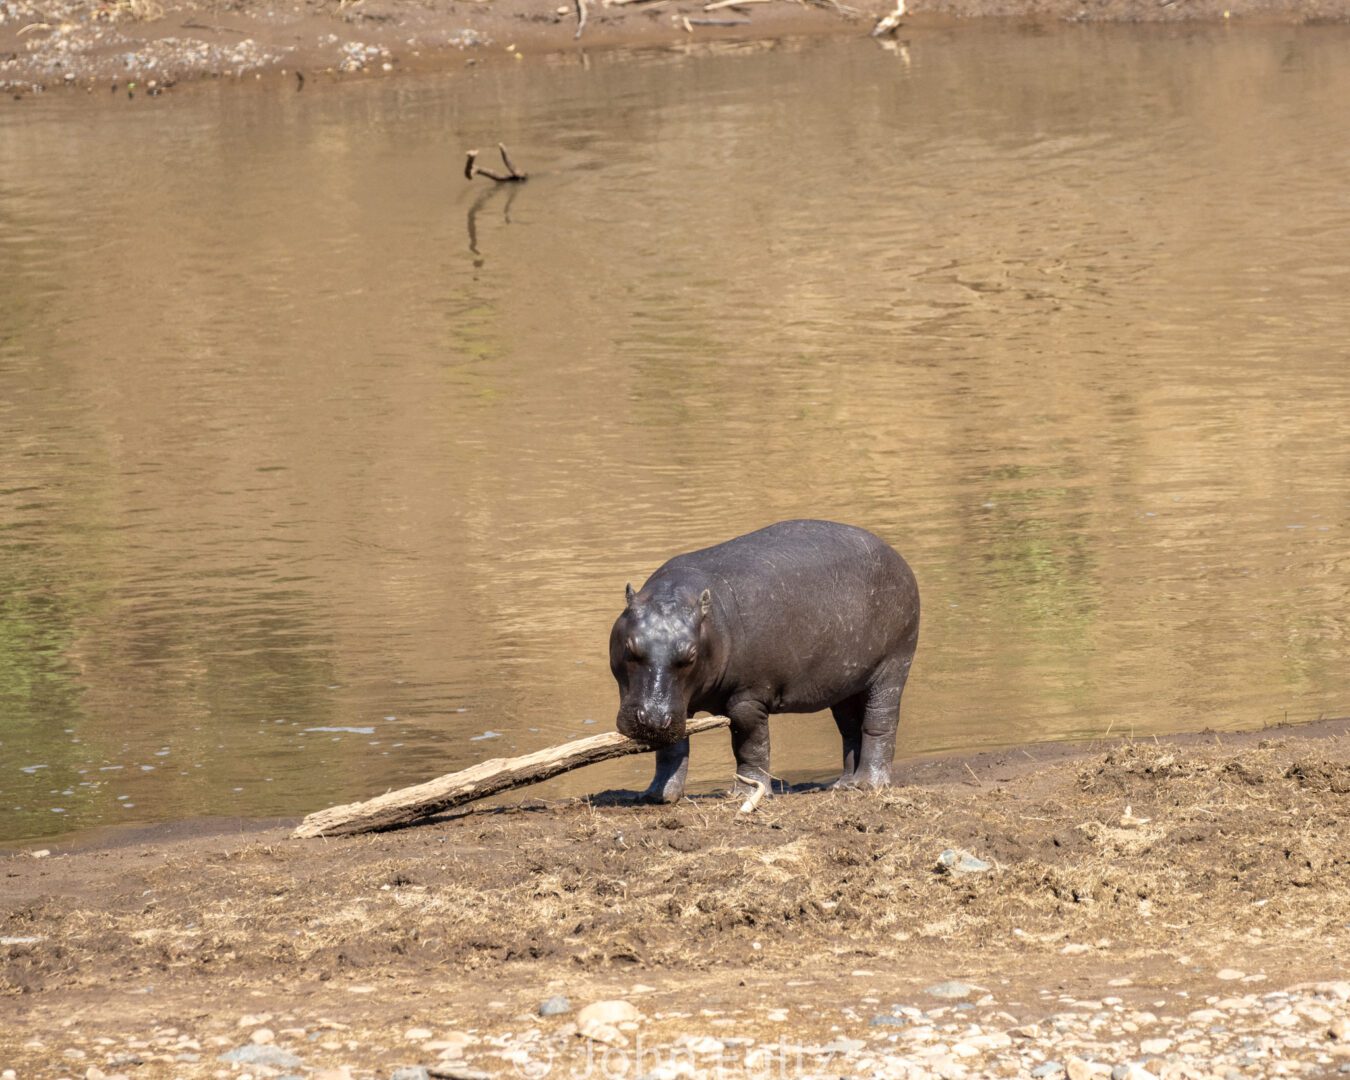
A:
465,143,528,183
292,714,732,838
574,0,588,38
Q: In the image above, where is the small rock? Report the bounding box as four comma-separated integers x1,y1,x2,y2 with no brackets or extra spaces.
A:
1330,1018,1350,1041
390,1069,429,1080
86,1069,106,1080
1139,1037,1172,1055
1067,1057,1110,1080
577,1016,629,1048
236,1013,271,1028
577,1000,640,1026
1061,943,1092,956
405,1028,434,1041
217,1044,303,1068
937,848,991,874
1011,1023,1042,1039
539,995,571,1017
427,1068,491,1080
1031,1063,1065,1078
682,1036,724,1054
1216,969,1245,981
870,1014,908,1027
250,1028,275,1045
924,981,981,1000
817,1037,866,1055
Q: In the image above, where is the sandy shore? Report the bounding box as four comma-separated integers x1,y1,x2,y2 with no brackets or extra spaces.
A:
3,0,1349,97
2,718,1348,1077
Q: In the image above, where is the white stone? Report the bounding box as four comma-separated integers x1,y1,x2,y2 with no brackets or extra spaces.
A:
1066,1057,1110,1080
404,1028,433,1041
1139,1037,1172,1055
1216,968,1245,981
577,1000,640,1027
250,1029,275,1045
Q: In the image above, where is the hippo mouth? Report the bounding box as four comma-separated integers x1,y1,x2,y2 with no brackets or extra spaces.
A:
616,712,687,746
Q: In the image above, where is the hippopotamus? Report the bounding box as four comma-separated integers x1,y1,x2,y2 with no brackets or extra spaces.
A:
610,519,920,803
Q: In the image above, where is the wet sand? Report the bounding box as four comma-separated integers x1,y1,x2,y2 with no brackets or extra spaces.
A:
3,0,1349,96
3,718,1348,1077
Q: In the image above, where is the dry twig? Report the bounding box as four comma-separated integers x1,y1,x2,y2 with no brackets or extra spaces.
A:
736,774,767,814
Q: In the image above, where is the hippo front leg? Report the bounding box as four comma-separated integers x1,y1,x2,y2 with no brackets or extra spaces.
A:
728,696,771,798
641,737,690,804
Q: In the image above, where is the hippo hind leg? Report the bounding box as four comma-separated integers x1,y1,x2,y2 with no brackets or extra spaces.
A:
829,693,866,789
642,737,690,804
853,654,914,789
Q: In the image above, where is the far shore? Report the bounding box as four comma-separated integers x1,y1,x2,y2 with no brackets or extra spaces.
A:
4,0,1349,98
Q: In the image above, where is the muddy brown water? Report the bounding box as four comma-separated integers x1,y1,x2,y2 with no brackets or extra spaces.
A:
0,26,1347,845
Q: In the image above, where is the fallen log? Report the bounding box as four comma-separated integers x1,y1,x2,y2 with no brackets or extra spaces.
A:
292,714,731,838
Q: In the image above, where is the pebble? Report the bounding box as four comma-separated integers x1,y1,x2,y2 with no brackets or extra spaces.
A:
250,1027,275,1045
1139,1037,1172,1054
577,1000,640,1026
937,848,992,874
1031,1062,1066,1078
1217,969,1246,981
681,1035,724,1054
539,995,571,1016
404,1027,434,1041
925,980,982,1000
217,1043,303,1068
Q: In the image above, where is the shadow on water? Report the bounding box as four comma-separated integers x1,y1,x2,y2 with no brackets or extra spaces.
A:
466,180,524,265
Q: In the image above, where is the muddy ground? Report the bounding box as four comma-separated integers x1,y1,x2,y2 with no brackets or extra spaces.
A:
1,718,1348,1077
3,0,1349,98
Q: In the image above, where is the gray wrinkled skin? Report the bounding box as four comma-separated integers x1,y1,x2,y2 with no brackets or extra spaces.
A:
610,519,920,802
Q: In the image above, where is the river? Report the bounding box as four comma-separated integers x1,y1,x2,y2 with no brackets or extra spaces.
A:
1,24,1346,844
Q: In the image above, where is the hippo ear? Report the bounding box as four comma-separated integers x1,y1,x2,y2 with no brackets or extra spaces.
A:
625,583,637,608
698,588,712,616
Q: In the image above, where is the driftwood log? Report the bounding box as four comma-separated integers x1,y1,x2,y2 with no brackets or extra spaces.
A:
292,714,731,838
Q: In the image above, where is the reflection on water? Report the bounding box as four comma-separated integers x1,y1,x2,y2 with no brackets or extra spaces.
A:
0,25,1347,844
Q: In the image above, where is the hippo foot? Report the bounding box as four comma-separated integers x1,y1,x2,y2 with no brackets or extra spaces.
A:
730,773,772,800
831,769,892,791
638,785,683,805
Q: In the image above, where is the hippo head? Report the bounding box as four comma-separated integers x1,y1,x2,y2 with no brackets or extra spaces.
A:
610,583,713,746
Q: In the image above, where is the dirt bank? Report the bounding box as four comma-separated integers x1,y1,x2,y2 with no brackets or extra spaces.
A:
2,719,1348,1077
3,0,1348,98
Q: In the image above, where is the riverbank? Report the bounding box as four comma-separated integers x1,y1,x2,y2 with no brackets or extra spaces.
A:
2,718,1348,1077
3,0,1348,97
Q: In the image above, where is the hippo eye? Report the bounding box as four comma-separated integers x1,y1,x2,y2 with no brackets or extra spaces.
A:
625,640,645,663
674,646,696,667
